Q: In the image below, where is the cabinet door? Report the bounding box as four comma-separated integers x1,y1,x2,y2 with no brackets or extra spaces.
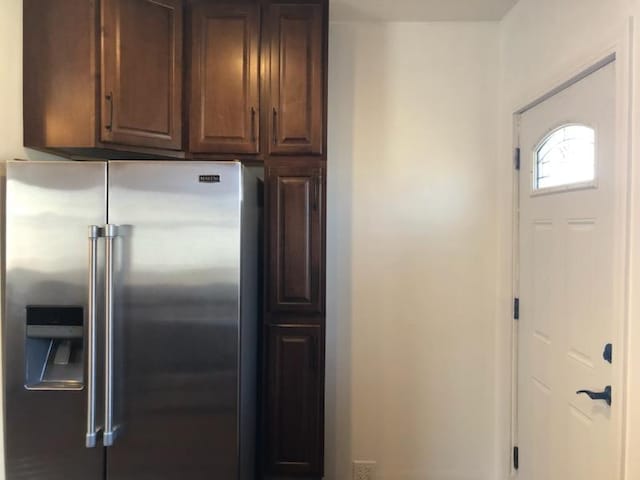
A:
267,165,324,313
266,325,323,476
101,0,183,150
267,4,324,155
189,4,260,154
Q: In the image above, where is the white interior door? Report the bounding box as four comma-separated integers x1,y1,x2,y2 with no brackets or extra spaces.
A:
517,60,625,480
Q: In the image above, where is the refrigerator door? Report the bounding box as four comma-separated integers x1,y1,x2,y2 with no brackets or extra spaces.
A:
4,161,107,480
106,162,243,480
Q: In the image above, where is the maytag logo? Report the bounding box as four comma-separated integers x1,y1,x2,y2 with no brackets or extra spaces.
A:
199,175,220,183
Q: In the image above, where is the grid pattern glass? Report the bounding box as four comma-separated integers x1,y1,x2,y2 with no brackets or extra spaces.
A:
535,125,595,190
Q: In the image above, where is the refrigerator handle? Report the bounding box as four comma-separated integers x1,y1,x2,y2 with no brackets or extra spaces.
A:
104,224,120,447
86,226,103,448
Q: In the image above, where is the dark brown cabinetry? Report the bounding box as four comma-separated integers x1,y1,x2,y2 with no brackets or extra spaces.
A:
189,2,325,158
24,0,99,149
266,325,323,476
189,3,260,153
262,4,327,479
24,0,184,154
24,0,325,159
264,161,326,480
267,4,324,156
267,164,324,314
101,0,183,150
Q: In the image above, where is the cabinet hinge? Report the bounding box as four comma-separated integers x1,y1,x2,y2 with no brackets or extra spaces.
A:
514,148,521,170
514,298,520,320
513,446,519,470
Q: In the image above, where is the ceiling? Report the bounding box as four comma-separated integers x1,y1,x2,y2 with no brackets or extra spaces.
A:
330,0,519,22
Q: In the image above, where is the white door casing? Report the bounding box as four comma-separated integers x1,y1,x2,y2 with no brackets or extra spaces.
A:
517,60,625,480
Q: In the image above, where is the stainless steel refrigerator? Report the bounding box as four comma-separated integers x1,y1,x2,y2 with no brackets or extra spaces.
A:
3,160,260,480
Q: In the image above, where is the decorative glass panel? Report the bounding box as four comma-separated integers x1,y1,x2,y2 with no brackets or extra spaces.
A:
535,125,595,190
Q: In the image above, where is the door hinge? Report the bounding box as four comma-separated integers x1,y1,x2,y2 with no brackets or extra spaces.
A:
514,147,521,170
514,298,520,320
513,446,519,470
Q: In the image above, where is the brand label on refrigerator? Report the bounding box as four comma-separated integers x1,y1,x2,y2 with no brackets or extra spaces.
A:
199,175,220,183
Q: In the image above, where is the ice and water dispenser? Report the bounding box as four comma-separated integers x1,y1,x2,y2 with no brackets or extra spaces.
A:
25,306,84,390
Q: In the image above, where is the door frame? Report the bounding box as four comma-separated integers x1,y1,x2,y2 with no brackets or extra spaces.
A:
507,19,635,480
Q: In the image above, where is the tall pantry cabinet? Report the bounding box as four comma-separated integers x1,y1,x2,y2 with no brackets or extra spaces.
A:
262,2,327,478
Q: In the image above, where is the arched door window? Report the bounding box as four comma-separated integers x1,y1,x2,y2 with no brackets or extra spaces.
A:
534,125,596,191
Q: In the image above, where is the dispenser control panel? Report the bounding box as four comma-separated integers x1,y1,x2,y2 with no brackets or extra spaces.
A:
25,306,84,390
27,306,83,339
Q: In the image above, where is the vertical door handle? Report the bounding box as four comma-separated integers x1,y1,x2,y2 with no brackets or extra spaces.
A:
103,224,120,446
250,107,257,143
313,174,321,211
105,92,114,131
272,108,278,145
86,226,103,448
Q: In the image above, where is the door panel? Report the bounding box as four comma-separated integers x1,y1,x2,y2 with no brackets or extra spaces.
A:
266,325,323,476
106,162,242,480
267,164,324,313
517,61,622,480
4,161,107,480
268,4,323,155
101,0,183,150
24,0,99,148
190,4,260,154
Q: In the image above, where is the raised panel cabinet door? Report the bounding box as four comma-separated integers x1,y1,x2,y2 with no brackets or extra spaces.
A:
190,4,260,154
266,325,323,476
24,0,99,149
268,4,324,155
101,0,183,150
267,165,324,313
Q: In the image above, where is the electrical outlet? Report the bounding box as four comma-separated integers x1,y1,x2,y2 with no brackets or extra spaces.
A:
353,461,376,480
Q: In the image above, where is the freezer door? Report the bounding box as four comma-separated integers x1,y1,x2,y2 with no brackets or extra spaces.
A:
106,162,243,480
4,161,107,480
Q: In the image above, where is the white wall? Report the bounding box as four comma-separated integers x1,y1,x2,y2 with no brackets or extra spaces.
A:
326,22,500,480
496,1,640,479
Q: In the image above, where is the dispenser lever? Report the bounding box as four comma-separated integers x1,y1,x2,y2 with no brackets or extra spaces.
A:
53,340,72,366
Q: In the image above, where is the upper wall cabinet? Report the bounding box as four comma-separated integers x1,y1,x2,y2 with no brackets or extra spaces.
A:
24,0,183,154
267,4,324,156
189,4,260,154
101,0,183,150
23,0,327,159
